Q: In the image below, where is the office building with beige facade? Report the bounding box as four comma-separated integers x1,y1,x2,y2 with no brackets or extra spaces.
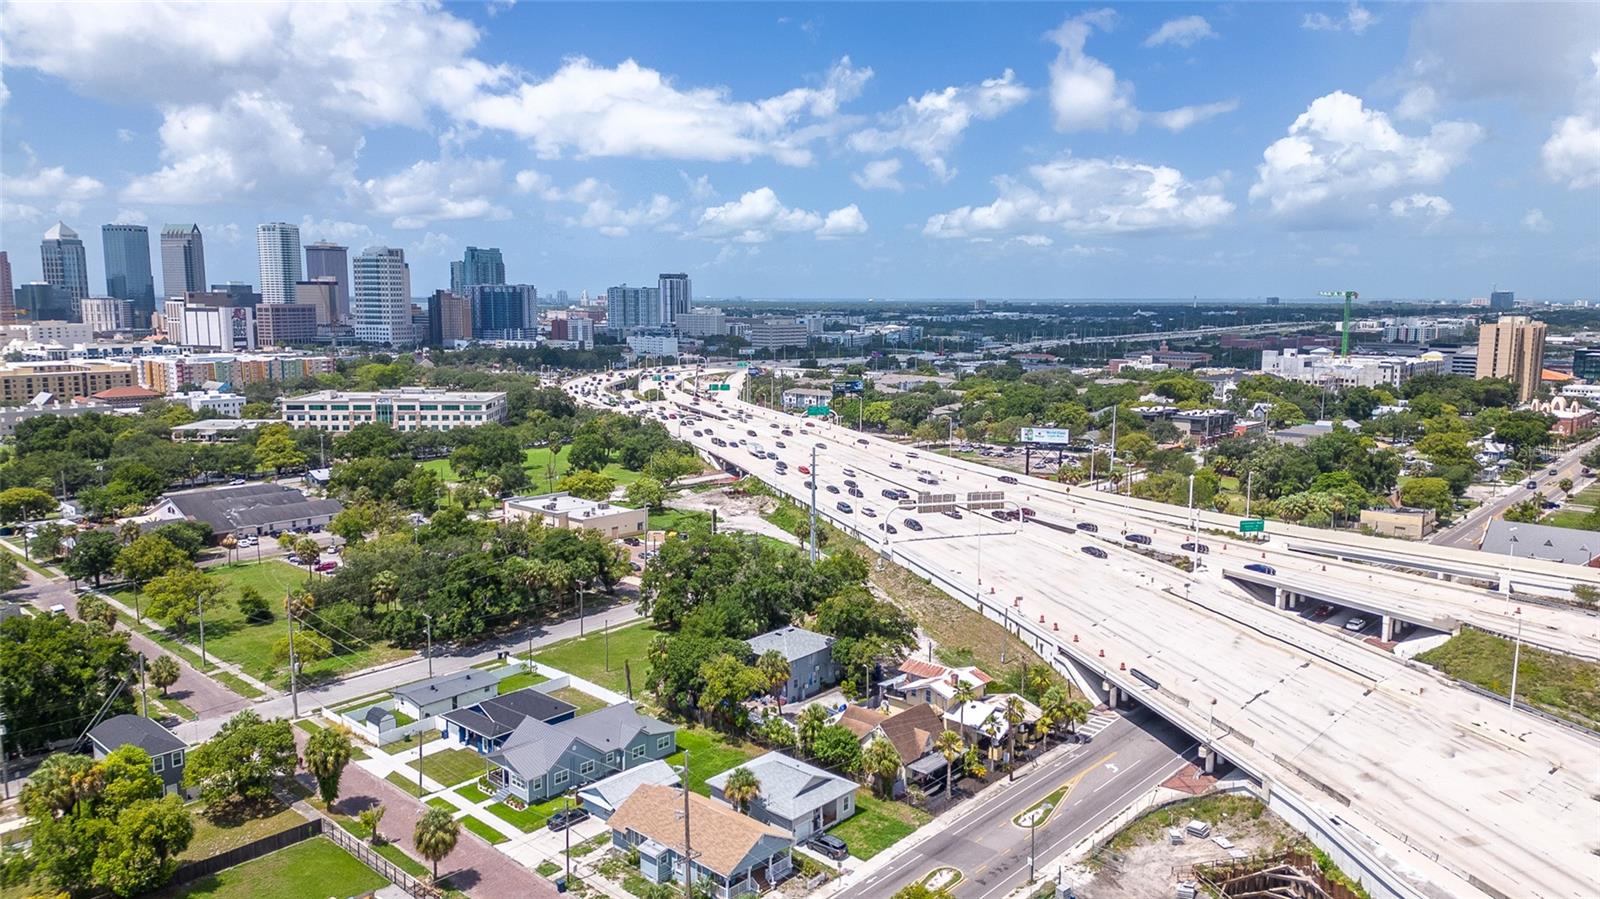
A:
1476,315,1547,403
502,493,646,538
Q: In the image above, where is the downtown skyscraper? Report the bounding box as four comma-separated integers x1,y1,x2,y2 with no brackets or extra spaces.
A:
353,246,413,346
40,222,89,319
304,241,350,321
161,224,207,298
101,223,156,323
256,222,303,305
658,273,691,323
450,246,506,295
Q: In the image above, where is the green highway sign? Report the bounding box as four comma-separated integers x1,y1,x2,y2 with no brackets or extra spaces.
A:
1239,518,1265,533
806,405,832,416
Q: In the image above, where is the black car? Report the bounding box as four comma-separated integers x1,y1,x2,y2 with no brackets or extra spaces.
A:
881,489,899,500
944,509,964,519
1245,562,1277,575
877,523,898,535
810,834,849,861
837,501,854,513
1125,533,1152,545
1181,541,1210,554
803,480,815,489
826,485,840,494
904,518,922,531
848,487,864,498
1077,522,1099,533
843,479,858,488
547,808,590,832
1081,545,1108,559
998,475,1019,485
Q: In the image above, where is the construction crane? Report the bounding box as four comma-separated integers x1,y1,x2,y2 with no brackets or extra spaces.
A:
1319,289,1359,357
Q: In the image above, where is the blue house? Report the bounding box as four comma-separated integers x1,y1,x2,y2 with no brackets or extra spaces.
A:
440,688,577,752
746,626,838,703
485,702,677,804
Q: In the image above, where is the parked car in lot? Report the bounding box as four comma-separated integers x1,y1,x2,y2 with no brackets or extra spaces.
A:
1076,522,1098,533
1244,563,1276,575
547,808,590,832
810,834,849,861
314,561,338,572
1181,541,1210,554
1125,533,1152,545
1081,546,1108,559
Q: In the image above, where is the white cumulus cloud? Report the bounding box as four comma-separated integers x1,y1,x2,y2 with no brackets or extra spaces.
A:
1540,51,1600,189
1303,3,1378,35
515,170,678,237
354,156,511,229
695,188,867,243
1522,208,1552,232
1045,11,1234,134
1388,193,1453,219
853,159,905,192
1249,91,1481,222
847,70,1029,180
1143,16,1216,49
1150,100,1240,132
924,156,1234,239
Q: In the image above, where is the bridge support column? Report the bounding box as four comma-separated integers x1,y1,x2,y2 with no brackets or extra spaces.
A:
1381,615,1395,642
1274,587,1287,610
1199,744,1216,775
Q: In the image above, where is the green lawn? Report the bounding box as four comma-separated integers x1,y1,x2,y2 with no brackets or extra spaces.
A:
827,792,931,860
461,815,507,845
385,770,427,797
426,797,454,812
409,748,493,788
456,782,492,803
115,560,412,688
422,445,655,490
381,728,442,756
1417,627,1600,729
497,670,549,694
549,685,609,716
526,620,661,695
1540,508,1599,530
664,727,763,795
162,837,388,899
487,795,569,832
180,801,310,862
648,508,713,534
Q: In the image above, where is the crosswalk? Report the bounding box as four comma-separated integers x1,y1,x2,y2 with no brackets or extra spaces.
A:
1076,711,1119,740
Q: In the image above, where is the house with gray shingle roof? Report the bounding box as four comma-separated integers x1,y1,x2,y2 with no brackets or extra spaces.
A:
88,714,189,796
149,483,343,539
391,669,498,720
707,751,857,841
484,702,677,804
746,626,837,702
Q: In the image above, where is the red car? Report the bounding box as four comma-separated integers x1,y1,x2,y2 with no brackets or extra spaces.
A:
798,465,811,474
314,561,338,572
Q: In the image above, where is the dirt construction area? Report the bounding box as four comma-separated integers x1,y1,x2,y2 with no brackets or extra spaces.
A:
670,485,800,545
1064,793,1298,899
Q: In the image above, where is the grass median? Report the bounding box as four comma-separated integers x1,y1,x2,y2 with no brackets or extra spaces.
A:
1417,627,1600,730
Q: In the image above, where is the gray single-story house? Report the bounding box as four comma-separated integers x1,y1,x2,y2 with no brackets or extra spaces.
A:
610,784,794,899
707,751,856,841
88,714,188,796
485,702,677,804
746,626,838,703
441,688,577,752
149,483,343,539
392,669,499,721
578,758,681,820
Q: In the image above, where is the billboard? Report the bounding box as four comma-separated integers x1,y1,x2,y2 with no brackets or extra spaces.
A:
832,379,865,395
1020,427,1072,445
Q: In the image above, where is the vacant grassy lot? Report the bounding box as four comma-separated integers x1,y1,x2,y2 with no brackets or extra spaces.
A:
526,620,660,695
1417,627,1600,729
496,670,549,693
648,508,714,534
422,445,659,490
161,837,388,899
409,748,493,788
1107,793,1275,854
827,792,931,860
180,801,310,862
548,685,609,716
664,727,763,795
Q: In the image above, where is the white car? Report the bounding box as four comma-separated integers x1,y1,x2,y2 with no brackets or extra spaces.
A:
1344,617,1368,633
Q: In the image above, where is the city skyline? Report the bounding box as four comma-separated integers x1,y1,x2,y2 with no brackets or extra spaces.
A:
1,2,1597,300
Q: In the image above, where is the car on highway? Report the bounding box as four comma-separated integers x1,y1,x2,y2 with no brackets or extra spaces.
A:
1525,479,1538,489
747,430,757,437
1244,563,1276,575
1181,541,1210,554
843,479,858,487
1125,533,1152,545
889,461,903,469
826,485,840,494
877,522,898,535
1344,616,1368,633
815,442,827,449
1019,507,1036,519
907,451,920,459
881,489,899,500
803,480,814,489
943,509,963,519
1076,522,1098,533
837,502,853,513
904,518,922,531
782,429,793,436
809,834,849,861
856,438,868,445
775,441,786,448
1547,468,1558,476
848,487,864,498
998,475,1018,485
799,465,811,475
862,507,877,518
1081,546,1108,559
842,468,856,477
547,808,590,832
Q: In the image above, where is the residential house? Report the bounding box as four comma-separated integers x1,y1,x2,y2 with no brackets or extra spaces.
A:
609,784,794,899
88,714,188,796
888,658,992,712
391,669,498,721
148,483,343,539
746,626,839,703
578,759,681,821
944,694,1041,765
485,702,677,804
836,703,946,795
441,688,577,752
707,751,856,841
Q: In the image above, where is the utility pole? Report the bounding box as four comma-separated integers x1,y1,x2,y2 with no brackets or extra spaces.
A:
423,613,434,678
681,749,694,899
138,654,149,718
808,445,819,562
0,713,8,801
287,594,300,718
1108,406,1118,494
197,592,208,666
1245,470,1254,519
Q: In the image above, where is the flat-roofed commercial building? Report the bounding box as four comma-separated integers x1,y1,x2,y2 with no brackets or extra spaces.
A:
503,492,646,538
281,387,506,432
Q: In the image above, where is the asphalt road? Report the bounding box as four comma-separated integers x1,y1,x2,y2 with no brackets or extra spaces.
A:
838,711,1193,899
1431,435,1599,548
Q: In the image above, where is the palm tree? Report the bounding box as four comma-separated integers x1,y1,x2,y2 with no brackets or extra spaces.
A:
647,634,673,695
796,704,829,759
1003,695,1027,764
293,536,321,581
862,736,902,798
369,570,399,613
756,649,791,709
1036,686,1068,748
1061,699,1091,742
934,729,965,799
117,520,141,546
951,678,978,709
722,766,762,814
413,807,460,882
220,533,238,566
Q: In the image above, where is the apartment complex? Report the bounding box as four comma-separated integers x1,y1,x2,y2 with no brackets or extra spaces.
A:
138,353,336,395
658,273,691,323
0,361,136,405
1260,347,1447,389
606,285,660,333
281,387,507,432
256,223,303,307
1476,315,1547,403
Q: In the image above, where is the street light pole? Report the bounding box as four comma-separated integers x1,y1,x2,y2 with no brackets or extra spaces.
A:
808,445,819,562
1245,470,1254,519
1508,606,1524,711
197,593,208,667
423,612,434,678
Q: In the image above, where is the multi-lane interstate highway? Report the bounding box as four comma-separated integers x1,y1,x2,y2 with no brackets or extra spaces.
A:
571,367,1600,899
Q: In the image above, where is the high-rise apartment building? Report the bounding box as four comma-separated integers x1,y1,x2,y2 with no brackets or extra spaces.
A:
256,223,302,305
40,222,90,319
658,273,691,323
470,284,536,338
304,241,350,321
606,285,660,333
0,251,13,325
80,297,133,334
294,279,339,326
1489,290,1515,311
450,246,506,295
1476,315,1547,403
426,290,473,345
161,224,207,298
100,224,156,324
353,246,413,346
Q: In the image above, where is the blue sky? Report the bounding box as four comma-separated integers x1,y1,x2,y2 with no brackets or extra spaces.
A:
2,1,1597,301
